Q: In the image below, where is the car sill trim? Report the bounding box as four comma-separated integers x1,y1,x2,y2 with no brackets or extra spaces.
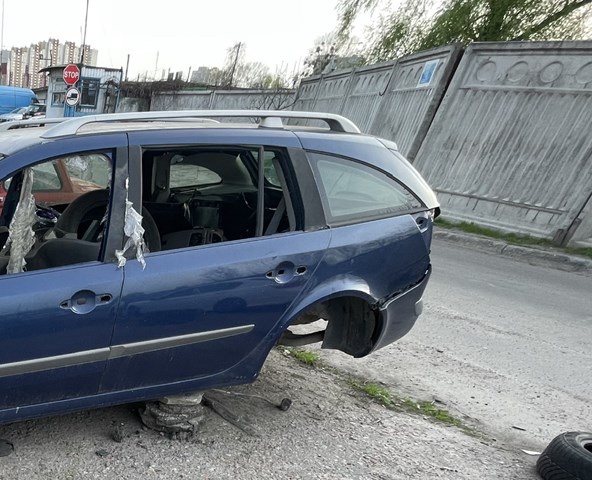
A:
108,324,255,359
0,348,110,378
0,325,255,378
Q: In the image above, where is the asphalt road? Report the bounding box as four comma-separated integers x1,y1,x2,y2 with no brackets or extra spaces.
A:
318,238,592,452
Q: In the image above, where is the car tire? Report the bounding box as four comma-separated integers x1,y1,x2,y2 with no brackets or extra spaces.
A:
55,189,161,252
536,431,592,480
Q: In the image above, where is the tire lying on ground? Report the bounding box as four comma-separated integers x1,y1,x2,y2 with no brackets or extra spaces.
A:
536,431,592,480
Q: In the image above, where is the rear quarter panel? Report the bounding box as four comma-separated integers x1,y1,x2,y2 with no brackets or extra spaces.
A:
276,214,430,350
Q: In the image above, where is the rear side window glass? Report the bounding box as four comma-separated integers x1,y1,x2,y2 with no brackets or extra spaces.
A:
309,152,422,223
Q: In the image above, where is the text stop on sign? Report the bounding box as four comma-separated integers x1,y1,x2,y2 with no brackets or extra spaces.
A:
63,64,80,86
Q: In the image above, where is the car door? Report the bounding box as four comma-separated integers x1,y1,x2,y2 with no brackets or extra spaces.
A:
0,135,128,417
99,129,331,393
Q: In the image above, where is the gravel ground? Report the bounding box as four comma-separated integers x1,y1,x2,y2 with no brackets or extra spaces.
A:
0,350,535,480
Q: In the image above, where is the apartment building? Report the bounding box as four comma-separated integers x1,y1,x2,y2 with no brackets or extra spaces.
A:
7,39,98,88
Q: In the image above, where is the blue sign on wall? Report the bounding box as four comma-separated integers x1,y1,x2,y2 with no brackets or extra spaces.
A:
418,60,440,87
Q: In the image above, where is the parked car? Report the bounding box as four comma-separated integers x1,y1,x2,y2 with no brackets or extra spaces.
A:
0,111,439,425
0,106,28,123
0,103,46,123
22,103,46,119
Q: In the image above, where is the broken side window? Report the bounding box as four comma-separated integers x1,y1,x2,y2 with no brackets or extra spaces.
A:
139,146,298,254
0,153,113,275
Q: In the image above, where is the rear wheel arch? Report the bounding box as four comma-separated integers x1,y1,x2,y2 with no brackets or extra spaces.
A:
279,292,382,358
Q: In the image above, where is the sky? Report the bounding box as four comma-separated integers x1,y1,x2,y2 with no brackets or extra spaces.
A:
0,0,345,79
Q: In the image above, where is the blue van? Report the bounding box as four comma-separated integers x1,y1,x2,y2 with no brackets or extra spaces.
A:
0,86,37,114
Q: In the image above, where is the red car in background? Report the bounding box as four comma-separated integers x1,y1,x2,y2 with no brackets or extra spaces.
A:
0,156,107,215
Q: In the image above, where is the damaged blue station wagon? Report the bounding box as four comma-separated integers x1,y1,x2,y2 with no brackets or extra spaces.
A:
0,111,438,424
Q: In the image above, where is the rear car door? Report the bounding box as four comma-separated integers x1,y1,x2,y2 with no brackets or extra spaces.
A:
99,129,331,393
0,134,128,419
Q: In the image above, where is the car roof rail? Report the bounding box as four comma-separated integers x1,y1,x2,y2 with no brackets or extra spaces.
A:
0,118,66,132
40,110,361,138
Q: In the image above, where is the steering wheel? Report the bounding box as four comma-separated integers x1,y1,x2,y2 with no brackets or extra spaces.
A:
55,189,162,251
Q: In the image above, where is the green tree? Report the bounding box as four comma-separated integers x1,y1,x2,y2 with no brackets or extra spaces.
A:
338,0,592,61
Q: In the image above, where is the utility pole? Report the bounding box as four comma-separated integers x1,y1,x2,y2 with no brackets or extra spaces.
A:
124,54,130,81
80,0,90,64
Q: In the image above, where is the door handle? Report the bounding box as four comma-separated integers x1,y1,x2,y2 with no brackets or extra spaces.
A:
265,262,307,284
60,290,113,314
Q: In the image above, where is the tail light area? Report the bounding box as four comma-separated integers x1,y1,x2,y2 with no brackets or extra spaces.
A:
412,208,439,251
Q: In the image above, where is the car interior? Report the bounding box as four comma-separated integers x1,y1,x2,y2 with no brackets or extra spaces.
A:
0,147,297,275
141,147,296,252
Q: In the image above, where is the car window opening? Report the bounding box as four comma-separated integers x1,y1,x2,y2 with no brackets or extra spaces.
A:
141,146,298,254
0,154,113,275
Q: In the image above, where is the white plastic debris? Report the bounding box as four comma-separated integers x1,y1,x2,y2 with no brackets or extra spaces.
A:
5,169,36,274
521,449,541,456
115,199,147,269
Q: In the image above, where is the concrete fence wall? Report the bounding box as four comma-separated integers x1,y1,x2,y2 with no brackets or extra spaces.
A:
414,41,592,247
292,41,592,247
292,45,463,160
150,89,296,113
117,89,297,115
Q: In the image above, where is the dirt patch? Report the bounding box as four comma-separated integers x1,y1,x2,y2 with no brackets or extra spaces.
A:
0,350,535,479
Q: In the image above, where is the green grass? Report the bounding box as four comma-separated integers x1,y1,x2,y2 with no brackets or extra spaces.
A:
348,378,473,433
280,348,476,436
348,380,393,407
435,218,592,259
402,399,461,427
565,246,592,258
287,348,320,367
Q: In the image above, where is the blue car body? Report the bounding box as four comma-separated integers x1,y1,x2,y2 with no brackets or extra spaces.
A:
0,112,438,424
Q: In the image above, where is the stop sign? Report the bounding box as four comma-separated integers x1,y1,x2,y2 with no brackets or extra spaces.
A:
63,64,80,85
